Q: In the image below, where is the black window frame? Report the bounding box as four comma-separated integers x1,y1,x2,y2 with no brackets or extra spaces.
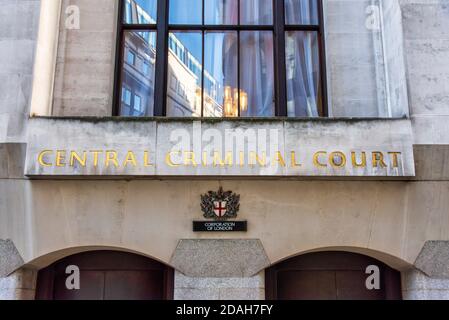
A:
113,0,328,117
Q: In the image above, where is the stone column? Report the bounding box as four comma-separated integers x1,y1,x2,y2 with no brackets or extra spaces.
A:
402,241,449,300
170,240,270,300
402,269,449,300
0,268,37,300
30,0,62,116
174,271,265,300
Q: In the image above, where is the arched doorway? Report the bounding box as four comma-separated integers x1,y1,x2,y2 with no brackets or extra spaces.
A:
36,251,174,300
265,251,402,300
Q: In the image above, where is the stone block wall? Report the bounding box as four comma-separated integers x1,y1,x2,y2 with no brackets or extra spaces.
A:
0,268,37,300
0,0,39,143
402,269,449,300
174,272,265,300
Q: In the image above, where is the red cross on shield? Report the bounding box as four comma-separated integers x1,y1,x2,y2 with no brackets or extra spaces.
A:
213,201,227,218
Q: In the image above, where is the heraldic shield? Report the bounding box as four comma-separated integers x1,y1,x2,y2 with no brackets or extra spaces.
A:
201,187,240,220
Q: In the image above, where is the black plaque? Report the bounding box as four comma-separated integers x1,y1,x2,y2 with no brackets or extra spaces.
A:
193,221,247,232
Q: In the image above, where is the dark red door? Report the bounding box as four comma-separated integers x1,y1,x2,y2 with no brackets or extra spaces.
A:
266,252,401,300
36,251,173,300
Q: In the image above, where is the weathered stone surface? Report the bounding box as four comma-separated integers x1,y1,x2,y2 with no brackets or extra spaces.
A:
414,241,449,278
402,269,449,300
52,0,117,116
413,145,449,180
0,268,37,300
174,270,265,300
0,143,27,179
175,271,264,289
401,0,449,144
171,240,270,278
0,240,24,278
325,0,408,118
0,0,39,143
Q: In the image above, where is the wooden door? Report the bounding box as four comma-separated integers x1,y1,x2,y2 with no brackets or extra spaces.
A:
36,251,174,300
266,251,401,300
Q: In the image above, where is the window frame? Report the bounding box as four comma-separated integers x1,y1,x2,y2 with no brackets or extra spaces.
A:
113,0,328,117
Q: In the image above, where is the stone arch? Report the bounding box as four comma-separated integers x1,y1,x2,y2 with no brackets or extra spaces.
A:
33,248,174,300
267,246,412,272
265,249,404,300
25,245,174,270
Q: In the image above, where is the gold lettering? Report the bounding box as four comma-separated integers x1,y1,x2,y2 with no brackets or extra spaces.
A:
239,151,245,167
38,150,53,167
249,151,267,167
291,151,302,167
105,151,119,167
330,151,346,168
90,150,103,167
272,151,286,167
56,150,66,167
202,151,208,166
351,152,367,168
144,151,153,167
213,152,233,167
123,151,137,167
165,151,181,167
184,151,198,167
313,151,327,168
70,151,86,167
388,152,401,168
372,151,387,168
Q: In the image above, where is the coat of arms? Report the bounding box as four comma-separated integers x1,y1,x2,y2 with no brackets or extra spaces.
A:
201,187,240,220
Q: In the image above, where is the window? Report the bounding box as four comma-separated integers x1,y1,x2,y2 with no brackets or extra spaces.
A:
126,50,136,65
143,61,150,75
134,94,143,115
122,87,132,105
115,0,326,117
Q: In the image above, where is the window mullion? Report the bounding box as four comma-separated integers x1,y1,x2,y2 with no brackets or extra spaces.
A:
154,0,169,116
201,0,205,117
273,0,287,117
318,0,328,117
113,0,125,116
237,0,240,117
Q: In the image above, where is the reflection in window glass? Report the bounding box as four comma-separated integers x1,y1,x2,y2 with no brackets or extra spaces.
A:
205,0,238,25
122,87,132,105
204,32,238,117
240,31,275,117
134,94,142,113
285,31,322,117
124,0,157,24
166,32,202,117
169,0,202,25
126,51,135,65
240,0,273,25
285,0,319,25
120,31,157,116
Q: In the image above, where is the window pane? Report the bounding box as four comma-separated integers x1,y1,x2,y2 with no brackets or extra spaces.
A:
167,32,202,117
240,31,275,117
285,31,322,117
169,0,202,25
285,0,319,25
126,50,135,65
120,31,157,116
205,0,238,25
204,32,238,117
240,0,273,25
124,0,157,24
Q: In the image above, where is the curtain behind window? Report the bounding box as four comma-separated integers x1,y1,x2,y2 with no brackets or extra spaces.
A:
285,0,321,117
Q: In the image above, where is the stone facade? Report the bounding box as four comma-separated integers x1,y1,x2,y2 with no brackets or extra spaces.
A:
402,269,449,300
1,0,449,300
174,271,265,300
0,268,37,300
